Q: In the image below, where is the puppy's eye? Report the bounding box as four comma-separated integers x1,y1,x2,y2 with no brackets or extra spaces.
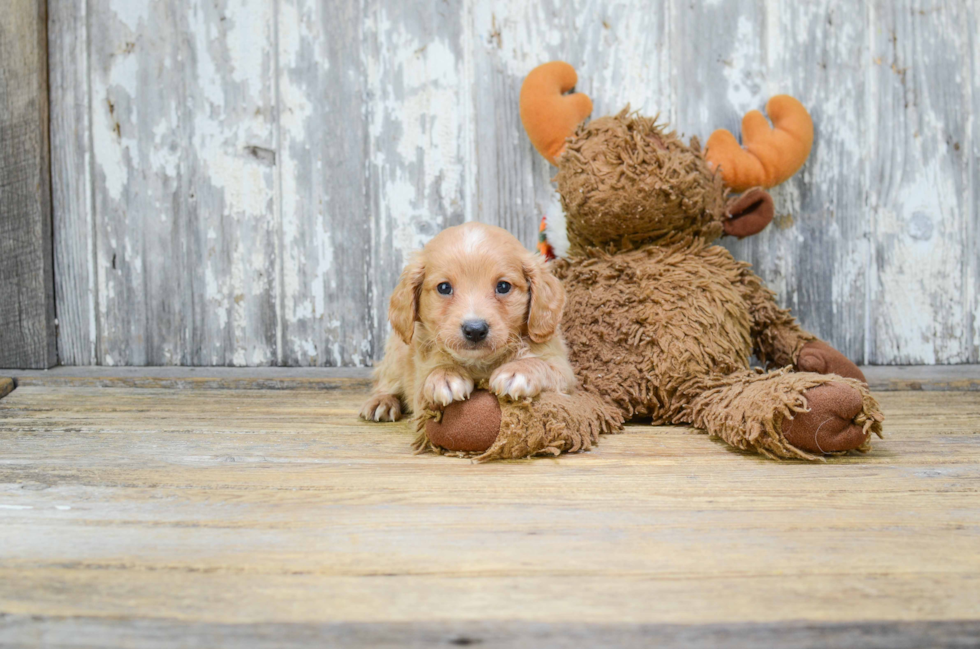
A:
437,282,453,296
495,281,512,295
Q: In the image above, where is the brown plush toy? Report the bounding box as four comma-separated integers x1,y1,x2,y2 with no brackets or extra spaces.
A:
418,61,883,461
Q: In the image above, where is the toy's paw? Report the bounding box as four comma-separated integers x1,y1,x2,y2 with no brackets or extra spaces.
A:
781,382,869,453
489,362,543,400
422,369,474,408
359,393,403,422
796,340,866,383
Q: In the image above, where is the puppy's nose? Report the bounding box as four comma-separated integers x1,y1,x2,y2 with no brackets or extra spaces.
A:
461,319,489,343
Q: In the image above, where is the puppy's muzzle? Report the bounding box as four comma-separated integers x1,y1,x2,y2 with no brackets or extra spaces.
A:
461,319,490,343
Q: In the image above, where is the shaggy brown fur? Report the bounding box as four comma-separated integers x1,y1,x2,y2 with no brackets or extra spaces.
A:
414,383,622,463
556,110,728,252
551,112,882,459
416,107,883,462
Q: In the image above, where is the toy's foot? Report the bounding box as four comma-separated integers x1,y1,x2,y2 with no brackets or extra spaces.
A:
781,382,870,453
425,390,501,452
359,393,403,422
416,388,622,461
796,340,866,383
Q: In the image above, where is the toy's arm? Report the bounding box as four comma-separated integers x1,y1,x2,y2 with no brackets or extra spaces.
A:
735,265,814,368
735,265,866,381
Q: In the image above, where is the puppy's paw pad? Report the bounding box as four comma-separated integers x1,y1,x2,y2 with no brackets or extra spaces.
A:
422,370,474,408
359,394,402,422
490,370,541,400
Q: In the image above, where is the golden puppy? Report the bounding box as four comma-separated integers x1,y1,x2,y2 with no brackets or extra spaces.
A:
359,222,574,422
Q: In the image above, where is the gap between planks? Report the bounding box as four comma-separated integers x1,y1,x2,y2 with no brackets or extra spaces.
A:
1,364,978,393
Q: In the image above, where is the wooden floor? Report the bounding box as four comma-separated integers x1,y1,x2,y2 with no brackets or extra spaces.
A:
0,375,978,648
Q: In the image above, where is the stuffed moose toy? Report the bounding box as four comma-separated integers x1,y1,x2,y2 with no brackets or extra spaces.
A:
417,61,883,461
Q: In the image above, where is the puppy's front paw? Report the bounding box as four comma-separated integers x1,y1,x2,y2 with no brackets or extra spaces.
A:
359,394,403,422
490,363,543,400
422,369,474,408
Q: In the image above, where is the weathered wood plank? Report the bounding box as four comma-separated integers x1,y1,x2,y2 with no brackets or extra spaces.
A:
276,0,373,366
86,0,279,366
2,617,979,649
8,372,371,391
0,570,978,627
861,364,980,391
2,366,372,379
0,386,977,638
49,0,97,366
0,0,56,369
867,0,974,364
969,1,980,365
1,365,977,391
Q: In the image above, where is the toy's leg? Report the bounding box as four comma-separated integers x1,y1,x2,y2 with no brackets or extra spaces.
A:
414,388,622,462
686,368,883,460
736,266,867,383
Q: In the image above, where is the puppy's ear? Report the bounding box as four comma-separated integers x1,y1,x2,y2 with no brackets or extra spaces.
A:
389,256,425,345
524,254,566,343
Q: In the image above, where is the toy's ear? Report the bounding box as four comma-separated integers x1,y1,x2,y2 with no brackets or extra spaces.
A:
723,188,774,238
520,61,593,165
706,95,813,192
524,254,566,343
389,256,425,345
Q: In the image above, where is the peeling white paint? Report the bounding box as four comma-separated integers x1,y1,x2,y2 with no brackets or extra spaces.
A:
722,15,766,114
874,156,965,364
53,0,978,367
110,1,149,32
366,7,466,268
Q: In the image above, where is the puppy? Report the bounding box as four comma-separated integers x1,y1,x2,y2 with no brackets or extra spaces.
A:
359,222,574,422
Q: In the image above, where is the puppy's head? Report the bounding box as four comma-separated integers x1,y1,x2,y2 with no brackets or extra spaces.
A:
389,223,565,362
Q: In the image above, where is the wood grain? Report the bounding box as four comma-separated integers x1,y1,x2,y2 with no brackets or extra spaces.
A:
48,0,97,366
0,384,978,644
84,0,280,366
47,0,979,366
867,0,975,364
0,0,56,369
277,0,373,367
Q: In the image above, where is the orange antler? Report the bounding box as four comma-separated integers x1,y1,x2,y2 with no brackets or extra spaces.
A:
705,95,813,191
519,61,593,165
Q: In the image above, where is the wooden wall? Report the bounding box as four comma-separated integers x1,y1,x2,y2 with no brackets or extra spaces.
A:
0,0,57,369
47,0,979,367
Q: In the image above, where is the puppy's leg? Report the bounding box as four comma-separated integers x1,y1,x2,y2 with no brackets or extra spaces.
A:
419,367,474,409
360,337,410,422
490,356,572,400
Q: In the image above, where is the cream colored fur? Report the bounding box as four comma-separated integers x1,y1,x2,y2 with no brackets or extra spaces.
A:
360,223,574,422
